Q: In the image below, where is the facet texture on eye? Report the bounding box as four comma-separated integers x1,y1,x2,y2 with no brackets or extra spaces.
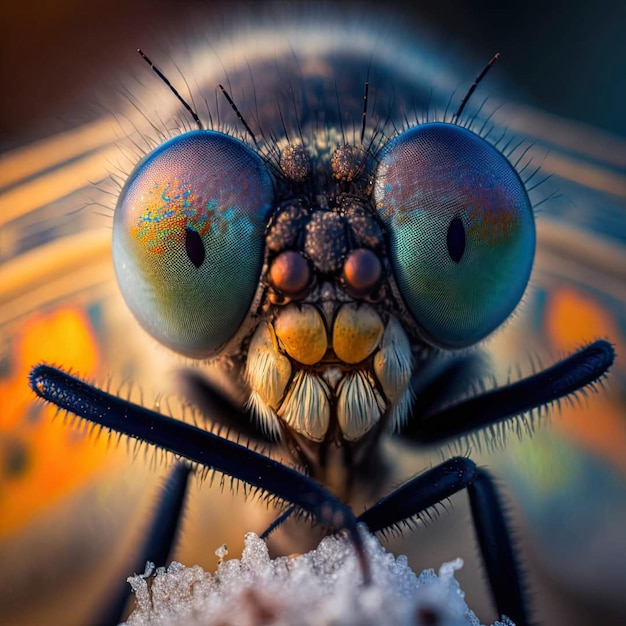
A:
113,130,274,357
374,122,535,348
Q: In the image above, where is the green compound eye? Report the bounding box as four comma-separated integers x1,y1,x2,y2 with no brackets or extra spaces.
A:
113,130,274,358
374,122,535,348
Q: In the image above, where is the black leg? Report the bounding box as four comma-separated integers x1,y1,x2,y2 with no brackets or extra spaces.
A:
468,468,525,625
260,506,296,539
29,364,369,580
358,457,528,626
399,339,614,445
98,462,192,626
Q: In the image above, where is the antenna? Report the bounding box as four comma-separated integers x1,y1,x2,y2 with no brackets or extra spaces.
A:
453,52,500,123
360,80,370,144
137,48,203,130
218,84,258,146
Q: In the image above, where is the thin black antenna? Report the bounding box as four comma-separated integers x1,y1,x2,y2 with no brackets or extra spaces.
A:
218,84,258,147
360,80,370,144
334,80,346,145
137,48,203,130
453,52,500,123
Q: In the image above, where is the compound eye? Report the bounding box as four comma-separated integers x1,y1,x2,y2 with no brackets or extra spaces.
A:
374,122,535,348
113,130,274,357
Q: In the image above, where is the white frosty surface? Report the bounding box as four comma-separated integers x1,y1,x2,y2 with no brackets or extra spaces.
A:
122,531,514,626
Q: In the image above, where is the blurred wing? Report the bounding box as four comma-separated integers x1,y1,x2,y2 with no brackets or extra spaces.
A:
487,109,626,608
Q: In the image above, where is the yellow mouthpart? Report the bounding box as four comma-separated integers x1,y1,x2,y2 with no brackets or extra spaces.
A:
273,302,384,366
332,303,384,364
273,303,328,365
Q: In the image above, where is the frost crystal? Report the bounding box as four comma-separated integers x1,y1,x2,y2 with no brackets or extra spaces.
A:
122,532,515,626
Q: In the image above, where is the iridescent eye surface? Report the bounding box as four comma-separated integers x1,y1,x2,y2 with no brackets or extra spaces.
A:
113,130,274,357
374,122,535,348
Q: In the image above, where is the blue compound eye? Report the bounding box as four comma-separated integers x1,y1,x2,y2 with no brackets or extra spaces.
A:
113,130,274,358
374,122,535,348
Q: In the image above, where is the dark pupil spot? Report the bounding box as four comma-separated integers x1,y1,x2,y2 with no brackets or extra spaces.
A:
185,227,205,268
446,216,465,263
